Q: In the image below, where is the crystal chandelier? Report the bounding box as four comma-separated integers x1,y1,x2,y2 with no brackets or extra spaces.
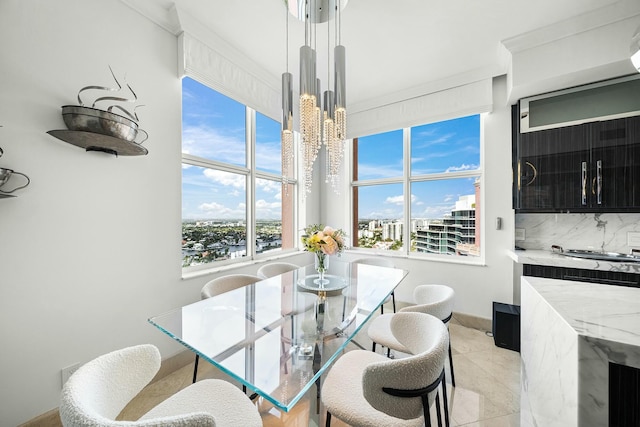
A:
282,0,347,195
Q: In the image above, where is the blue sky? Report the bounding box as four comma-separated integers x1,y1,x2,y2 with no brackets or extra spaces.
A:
182,77,480,222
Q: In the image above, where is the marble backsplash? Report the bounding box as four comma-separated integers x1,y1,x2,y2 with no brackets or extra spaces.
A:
515,213,640,253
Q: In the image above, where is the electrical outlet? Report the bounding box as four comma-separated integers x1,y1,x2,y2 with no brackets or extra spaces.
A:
61,363,80,387
515,228,525,241
628,232,640,247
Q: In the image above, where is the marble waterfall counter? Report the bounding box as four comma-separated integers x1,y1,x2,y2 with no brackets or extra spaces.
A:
521,276,640,427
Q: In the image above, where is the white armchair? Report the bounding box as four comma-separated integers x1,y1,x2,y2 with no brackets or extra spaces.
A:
256,262,299,279
59,344,262,427
322,312,449,427
368,284,456,388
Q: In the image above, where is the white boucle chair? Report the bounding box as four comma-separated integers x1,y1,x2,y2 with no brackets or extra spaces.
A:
368,284,456,388
59,344,262,427
353,257,397,313
194,274,262,383
256,261,300,279
321,312,449,427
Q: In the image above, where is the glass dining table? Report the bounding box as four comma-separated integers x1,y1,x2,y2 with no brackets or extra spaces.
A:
148,258,408,413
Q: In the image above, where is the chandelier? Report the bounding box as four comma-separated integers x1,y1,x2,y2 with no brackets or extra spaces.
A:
282,0,347,195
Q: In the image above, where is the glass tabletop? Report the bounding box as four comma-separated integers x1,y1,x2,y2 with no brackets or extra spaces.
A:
148,259,407,412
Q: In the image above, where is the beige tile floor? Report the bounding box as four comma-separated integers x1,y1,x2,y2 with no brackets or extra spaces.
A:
38,313,521,427
114,317,521,427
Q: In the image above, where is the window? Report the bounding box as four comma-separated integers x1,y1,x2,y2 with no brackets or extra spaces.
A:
352,115,481,258
181,77,295,269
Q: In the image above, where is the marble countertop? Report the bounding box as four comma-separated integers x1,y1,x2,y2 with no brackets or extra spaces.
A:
507,249,640,274
523,276,640,349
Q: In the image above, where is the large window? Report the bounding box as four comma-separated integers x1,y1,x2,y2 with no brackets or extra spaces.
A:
352,115,481,258
181,77,295,269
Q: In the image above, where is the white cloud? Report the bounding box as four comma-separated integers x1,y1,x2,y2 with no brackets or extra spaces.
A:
197,201,244,218
182,124,245,164
255,199,282,220
385,194,417,205
444,163,478,173
256,179,281,193
202,169,245,189
256,199,281,209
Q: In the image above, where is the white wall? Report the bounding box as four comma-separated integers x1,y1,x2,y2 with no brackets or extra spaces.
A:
0,0,635,425
0,0,188,424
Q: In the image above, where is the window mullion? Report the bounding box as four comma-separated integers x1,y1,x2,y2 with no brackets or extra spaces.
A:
182,154,250,176
403,127,411,255
246,107,256,258
410,169,481,182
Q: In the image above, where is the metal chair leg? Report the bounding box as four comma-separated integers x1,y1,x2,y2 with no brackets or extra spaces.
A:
325,411,332,426
448,339,456,387
372,342,377,352
434,392,441,427
192,354,199,383
391,290,397,312
442,372,450,427
420,393,432,427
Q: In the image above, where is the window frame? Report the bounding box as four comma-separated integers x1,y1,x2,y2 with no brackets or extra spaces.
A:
181,79,298,275
350,115,484,264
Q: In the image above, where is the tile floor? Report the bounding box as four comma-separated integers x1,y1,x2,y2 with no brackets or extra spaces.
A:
36,313,520,427
113,317,521,427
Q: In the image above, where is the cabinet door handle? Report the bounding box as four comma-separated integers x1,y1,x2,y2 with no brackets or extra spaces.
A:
523,162,537,186
581,161,587,205
596,160,602,205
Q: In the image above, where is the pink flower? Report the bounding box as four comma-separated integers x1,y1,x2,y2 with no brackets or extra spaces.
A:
321,235,339,255
323,226,334,235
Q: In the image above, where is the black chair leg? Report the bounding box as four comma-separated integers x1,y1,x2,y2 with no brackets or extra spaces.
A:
434,392,442,427
391,291,397,312
372,342,376,352
325,411,332,427
442,373,450,427
421,394,432,427
192,354,199,383
448,339,456,387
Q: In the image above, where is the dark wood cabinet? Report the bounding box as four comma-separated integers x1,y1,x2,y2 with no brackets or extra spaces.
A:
523,264,640,288
513,115,640,212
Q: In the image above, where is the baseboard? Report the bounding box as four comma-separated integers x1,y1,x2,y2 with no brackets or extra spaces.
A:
18,408,60,427
394,300,491,332
452,311,492,332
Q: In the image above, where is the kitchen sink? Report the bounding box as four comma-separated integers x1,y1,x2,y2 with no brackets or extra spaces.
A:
560,249,640,263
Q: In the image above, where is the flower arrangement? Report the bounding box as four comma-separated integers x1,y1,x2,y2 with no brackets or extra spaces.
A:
301,224,346,256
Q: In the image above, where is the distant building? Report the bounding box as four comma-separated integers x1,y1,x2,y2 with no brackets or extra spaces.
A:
382,221,403,242
414,193,478,256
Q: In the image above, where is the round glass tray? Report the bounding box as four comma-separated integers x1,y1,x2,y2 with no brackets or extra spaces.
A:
297,274,347,292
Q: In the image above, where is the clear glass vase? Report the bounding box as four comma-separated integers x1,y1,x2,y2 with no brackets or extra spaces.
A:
314,252,330,286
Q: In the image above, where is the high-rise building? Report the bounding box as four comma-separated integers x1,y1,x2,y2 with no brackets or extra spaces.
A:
414,192,478,256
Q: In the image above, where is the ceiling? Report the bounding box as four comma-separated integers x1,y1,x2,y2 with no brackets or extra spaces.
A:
128,0,638,110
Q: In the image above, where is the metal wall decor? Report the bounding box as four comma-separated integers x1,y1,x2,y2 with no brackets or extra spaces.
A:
47,66,149,156
0,145,31,198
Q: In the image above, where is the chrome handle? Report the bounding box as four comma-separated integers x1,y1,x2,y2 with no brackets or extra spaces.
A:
581,161,587,206
596,160,602,205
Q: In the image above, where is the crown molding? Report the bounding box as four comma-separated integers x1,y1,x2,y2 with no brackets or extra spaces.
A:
502,1,640,54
